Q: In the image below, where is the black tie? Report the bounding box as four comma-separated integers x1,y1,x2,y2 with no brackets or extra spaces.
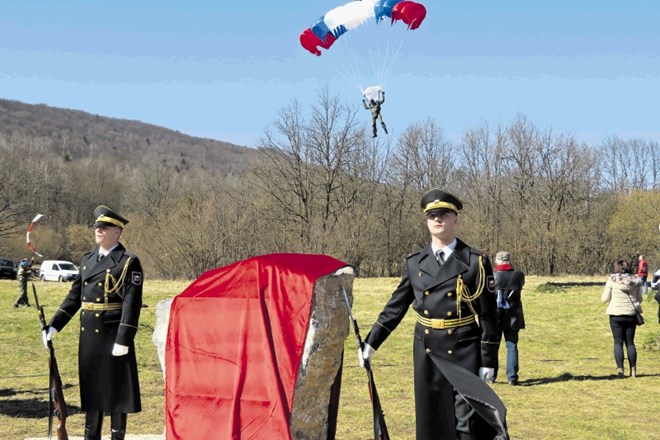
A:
98,254,105,262
436,250,445,266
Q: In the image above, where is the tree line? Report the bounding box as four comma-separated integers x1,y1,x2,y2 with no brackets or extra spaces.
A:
1,89,659,279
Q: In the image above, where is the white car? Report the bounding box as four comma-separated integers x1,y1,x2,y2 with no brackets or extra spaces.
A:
39,260,80,282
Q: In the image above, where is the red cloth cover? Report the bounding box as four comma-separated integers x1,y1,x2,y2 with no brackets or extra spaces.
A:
165,253,348,440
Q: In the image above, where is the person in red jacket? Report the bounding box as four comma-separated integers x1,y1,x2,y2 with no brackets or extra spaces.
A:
637,255,649,295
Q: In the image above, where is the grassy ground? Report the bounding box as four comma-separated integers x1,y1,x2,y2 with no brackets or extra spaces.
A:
1,275,659,439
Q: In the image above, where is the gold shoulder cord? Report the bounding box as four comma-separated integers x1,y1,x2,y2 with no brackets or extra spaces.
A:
104,257,132,303
456,256,486,320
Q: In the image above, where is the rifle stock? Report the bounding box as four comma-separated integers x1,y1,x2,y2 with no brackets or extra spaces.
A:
341,288,390,440
33,283,69,440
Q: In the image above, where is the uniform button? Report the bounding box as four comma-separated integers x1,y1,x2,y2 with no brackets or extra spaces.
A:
81,327,85,331
84,281,88,286
447,311,452,317
448,329,454,335
95,313,100,318
96,298,101,302
83,296,86,301
418,272,423,277
95,329,100,333
97,282,103,287
448,350,453,355
447,292,453,297
424,329,429,335
425,348,431,353
424,290,430,296
424,310,429,315
106,269,111,273
83,266,87,270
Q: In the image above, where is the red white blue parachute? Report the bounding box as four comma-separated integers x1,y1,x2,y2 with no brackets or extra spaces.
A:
300,0,427,56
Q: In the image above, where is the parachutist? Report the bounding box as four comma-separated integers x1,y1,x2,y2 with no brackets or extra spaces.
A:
363,91,387,138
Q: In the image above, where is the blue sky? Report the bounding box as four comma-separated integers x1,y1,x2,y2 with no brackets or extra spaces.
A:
1,1,659,148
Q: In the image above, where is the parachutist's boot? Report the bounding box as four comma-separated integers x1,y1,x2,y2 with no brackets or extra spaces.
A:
382,122,388,134
110,413,127,440
84,411,103,440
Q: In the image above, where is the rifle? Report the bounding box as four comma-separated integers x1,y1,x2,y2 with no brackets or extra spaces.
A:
33,283,69,440
341,288,390,440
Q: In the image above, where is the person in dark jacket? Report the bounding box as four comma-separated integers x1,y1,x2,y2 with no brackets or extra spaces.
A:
14,258,32,307
492,251,525,385
42,205,143,440
359,188,502,440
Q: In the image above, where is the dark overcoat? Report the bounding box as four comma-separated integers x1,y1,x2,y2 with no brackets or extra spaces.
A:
365,239,498,440
494,269,526,331
49,243,143,413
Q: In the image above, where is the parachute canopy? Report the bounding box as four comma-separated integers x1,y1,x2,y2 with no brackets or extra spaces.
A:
363,85,384,102
300,0,427,56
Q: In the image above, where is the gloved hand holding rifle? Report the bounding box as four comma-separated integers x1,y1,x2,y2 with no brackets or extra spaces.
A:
341,288,390,440
34,283,69,440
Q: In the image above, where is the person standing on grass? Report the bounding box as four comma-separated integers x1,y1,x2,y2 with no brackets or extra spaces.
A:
358,188,501,440
602,259,643,378
14,258,33,307
492,251,525,386
42,205,143,440
637,254,649,295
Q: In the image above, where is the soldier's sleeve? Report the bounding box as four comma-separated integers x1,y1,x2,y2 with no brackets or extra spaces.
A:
478,254,499,368
364,258,415,351
116,256,143,347
49,272,83,332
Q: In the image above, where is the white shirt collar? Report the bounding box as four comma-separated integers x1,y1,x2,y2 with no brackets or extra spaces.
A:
99,243,119,257
432,239,457,259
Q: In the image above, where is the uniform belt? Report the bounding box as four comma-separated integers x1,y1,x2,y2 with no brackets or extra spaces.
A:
416,312,476,329
81,303,123,311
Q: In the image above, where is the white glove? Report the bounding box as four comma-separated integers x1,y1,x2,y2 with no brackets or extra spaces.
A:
42,327,58,348
479,367,495,383
358,343,376,368
112,343,129,357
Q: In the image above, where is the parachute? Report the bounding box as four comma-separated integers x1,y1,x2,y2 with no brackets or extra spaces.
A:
300,0,427,56
26,213,44,257
362,85,384,103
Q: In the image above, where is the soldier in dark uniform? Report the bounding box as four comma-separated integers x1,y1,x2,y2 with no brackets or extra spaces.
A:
360,189,500,440
42,205,143,440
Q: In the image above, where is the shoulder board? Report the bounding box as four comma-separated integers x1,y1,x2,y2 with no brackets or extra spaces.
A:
123,251,138,259
466,247,483,256
406,250,422,259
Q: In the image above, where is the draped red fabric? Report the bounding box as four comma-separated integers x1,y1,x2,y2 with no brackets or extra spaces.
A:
165,253,348,440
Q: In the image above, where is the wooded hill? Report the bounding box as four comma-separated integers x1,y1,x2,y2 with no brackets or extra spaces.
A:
0,98,260,174
1,93,659,279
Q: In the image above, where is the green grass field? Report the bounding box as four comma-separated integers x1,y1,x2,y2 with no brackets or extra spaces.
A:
1,276,659,439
